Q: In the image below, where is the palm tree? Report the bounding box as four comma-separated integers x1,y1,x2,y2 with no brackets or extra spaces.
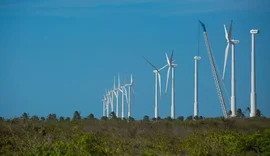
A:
256,109,262,117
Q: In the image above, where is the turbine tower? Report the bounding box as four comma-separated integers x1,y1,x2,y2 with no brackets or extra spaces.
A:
222,20,239,117
250,29,260,117
102,95,106,117
119,75,128,119
194,56,201,117
113,74,120,117
126,74,134,119
105,90,111,117
109,90,113,114
164,50,178,119
143,56,167,119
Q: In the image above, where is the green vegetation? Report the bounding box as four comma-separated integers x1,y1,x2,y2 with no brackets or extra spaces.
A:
0,111,270,155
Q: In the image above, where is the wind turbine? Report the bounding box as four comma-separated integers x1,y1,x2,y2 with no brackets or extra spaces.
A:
113,74,120,117
143,56,167,119
119,75,128,119
164,50,178,119
222,20,239,117
109,88,114,115
102,95,106,117
105,89,111,117
250,29,259,117
125,74,135,119
193,56,201,118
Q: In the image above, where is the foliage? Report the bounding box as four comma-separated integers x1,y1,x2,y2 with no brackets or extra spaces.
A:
72,111,81,120
0,114,270,155
177,116,184,121
143,115,150,121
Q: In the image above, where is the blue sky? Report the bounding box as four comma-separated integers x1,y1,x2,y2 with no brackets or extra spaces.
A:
0,0,270,119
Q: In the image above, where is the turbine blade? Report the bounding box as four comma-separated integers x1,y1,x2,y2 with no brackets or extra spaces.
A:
130,74,133,85
113,90,117,97
170,50,174,64
113,76,116,89
158,72,162,97
118,73,120,88
222,43,230,82
124,75,126,85
165,66,171,94
228,20,233,40
142,56,158,71
224,24,228,41
131,87,135,106
165,52,170,65
124,87,128,104
159,64,168,71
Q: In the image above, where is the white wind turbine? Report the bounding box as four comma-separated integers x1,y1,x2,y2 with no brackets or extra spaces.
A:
250,29,259,117
125,74,135,119
222,20,239,118
119,75,128,119
194,56,201,117
164,50,178,119
143,56,167,119
109,88,114,114
105,89,111,117
113,74,121,117
102,95,106,117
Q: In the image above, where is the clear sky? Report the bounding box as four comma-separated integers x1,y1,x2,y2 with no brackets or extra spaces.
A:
0,0,270,119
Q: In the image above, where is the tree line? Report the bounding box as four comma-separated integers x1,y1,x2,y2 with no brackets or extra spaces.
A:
0,107,264,123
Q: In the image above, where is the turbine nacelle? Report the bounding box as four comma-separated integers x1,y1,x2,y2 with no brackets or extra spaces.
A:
250,29,260,34
231,40,239,44
194,56,201,60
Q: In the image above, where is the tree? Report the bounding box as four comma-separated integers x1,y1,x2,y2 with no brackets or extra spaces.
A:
193,116,199,120
143,115,150,121
0,117,4,122
186,115,193,121
164,116,173,121
101,116,108,120
31,115,39,121
236,108,245,118
199,116,204,120
128,116,135,121
40,117,45,121
227,110,232,117
256,109,262,117
65,117,70,121
21,112,29,120
47,113,57,121
72,111,81,120
109,112,117,119
87,113,95,120
177,116,184,121
59,116,65,121
152,116,161,121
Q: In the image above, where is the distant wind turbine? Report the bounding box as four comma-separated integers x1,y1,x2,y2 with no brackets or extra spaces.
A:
194,56,201,117
113,74,121,117
119,75,128,119
105,89,111,117
164,50,178,119
143,56,167,119
125,74,135,119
